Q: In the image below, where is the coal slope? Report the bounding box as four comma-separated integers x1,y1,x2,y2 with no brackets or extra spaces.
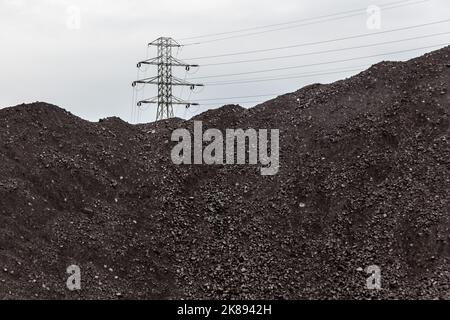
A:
0,46,449,300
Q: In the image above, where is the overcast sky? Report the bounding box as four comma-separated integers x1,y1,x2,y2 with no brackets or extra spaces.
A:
0,0,449,123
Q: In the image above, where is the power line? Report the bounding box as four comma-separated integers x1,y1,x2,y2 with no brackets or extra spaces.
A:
192,66,376,105
205,65,368,83
179,0,420,41
181,0,430,45
198,100,266,106
195,93,286,102
204,67,366,86
188,43,449,80
200,31,450,67
193,65,371,101
186,19,450,60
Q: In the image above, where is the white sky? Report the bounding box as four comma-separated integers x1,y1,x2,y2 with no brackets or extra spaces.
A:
0,0,449,123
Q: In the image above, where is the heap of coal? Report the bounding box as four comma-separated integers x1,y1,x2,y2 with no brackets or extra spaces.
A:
0,46,449,299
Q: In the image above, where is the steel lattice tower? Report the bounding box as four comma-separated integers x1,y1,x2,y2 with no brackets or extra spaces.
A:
132,37,203,121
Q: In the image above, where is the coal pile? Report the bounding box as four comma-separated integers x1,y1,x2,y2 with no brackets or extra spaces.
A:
0,46,449,299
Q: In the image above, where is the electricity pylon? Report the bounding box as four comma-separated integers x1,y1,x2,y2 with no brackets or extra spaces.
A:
132,37,203,121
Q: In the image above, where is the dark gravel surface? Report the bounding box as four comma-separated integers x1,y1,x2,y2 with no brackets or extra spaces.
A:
0,46,449,299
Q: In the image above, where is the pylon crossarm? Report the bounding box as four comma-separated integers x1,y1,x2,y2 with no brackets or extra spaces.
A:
137,96,158,106
172,97,200,107
171,102,195,105
171,76,204,87
138,96,199,106
171,82,203,87
170,57,199,68
138,81,199,86
132,76,158,87
140,60,199,68
148,37,181,47
137,57,160,68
